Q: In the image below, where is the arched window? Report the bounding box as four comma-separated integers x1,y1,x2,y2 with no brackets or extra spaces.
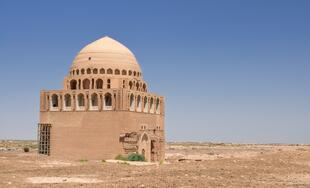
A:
96,79,103,89
156,98,160,114
72,70,75,75
107,68,113,74
91,93,98,107
150,98,154,113
100,68,105,74
129,81,133,89
104,93,112,110
87,68,91,74
91,79,94,89
129,70,132,76
93,68,98,74
107,79,111,89
133,71,136,76
137,95,142,112
51,94,58,108
70,80,77,90
122,70,127,75
136,82,139,90
130,94,135,111
76,69,79,75
77,94,85,107
115,69,120,75
143,96,148,112
83,79,90,89
81,69,85,75
122,80,126,88
78,79,81,89
64,94,71,107
142,133,148,141
143,84,146,92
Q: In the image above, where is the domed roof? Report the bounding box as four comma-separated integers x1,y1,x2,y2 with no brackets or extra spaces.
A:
71,36,141,72
79,36,134,55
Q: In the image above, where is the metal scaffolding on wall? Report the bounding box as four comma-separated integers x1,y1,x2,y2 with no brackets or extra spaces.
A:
37,123,51,155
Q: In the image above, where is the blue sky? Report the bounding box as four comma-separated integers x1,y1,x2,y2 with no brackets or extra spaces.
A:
0,0,309,143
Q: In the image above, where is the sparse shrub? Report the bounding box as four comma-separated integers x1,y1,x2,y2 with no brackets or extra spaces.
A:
115,154,128,161
120,161,130,165
127,153,145,161
101,159,106,163
79,159,88,163
115,153,145,161
23,147,29,153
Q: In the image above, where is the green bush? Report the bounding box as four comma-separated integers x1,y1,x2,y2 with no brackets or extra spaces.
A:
115,153,145,161
127,153,145,161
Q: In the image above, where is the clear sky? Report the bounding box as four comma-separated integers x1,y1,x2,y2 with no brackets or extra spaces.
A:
0,0,309,143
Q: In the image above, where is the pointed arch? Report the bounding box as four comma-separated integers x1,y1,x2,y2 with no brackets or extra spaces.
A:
129,81,133,89
103,93,112,110
115,69,120,75
77,93,85,107
130,93,135,111
156,98,160,114
51,94,58,108
143,96,148,113
64,94,71,107
137,95,142,112
122,70,127,75
141,133,148,142
70,80,77,90
87,68,91,74
136,82,140,90
107,68,113,74
107,79,111,89
143,83,147,92
96,79,103,89
150,97,154,113
83,79,90,89
91,79,94,89
89,93,99,110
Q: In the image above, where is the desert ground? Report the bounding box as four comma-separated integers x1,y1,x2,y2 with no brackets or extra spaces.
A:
0,140,310,187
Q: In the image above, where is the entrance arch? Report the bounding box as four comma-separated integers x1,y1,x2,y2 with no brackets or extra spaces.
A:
138,133,150,161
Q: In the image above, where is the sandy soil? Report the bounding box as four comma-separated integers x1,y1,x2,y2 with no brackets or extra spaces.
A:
0,140,310,187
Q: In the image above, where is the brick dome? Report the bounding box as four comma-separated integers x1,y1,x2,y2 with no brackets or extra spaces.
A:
71,36,142,76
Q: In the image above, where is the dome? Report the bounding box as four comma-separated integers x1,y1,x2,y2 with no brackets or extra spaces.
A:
71,36,141,73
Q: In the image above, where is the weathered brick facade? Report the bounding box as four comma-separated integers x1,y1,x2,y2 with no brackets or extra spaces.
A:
39,37,165,161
